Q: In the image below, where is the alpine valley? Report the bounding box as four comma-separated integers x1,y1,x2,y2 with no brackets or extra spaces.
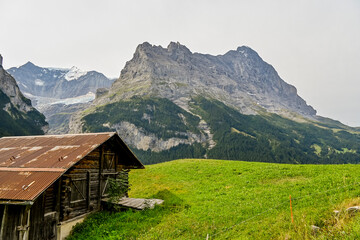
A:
7,62,114,133
8,42,360,165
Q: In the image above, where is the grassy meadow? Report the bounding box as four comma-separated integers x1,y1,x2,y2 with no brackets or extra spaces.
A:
69,159,360,239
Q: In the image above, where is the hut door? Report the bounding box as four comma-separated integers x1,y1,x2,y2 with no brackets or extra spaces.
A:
100,174,111,198
100,153,116,198
17,206,30,240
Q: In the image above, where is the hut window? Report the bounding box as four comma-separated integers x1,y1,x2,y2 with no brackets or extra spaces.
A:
103,153,115,170
69,176,87,204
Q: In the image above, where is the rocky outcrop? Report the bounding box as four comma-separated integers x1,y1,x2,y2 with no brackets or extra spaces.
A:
1,65,33,114
112,121,207,152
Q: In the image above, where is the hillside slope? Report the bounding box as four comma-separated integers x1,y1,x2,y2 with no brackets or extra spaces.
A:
81,96,360,164
68,159,360,240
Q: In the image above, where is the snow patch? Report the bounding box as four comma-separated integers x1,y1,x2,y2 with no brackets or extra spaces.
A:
47,67,68,71
64,66,87,81
34,79,45,86
50,92,95,105
23,92,35,98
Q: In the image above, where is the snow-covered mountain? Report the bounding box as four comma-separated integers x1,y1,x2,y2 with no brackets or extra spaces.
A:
7,62,114,102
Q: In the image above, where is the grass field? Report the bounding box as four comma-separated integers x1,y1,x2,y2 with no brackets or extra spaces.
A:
68,159,360,239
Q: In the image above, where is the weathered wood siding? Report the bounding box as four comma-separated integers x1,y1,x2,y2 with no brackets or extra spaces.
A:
0,205,27,240
60,143,128,222
28,186,59,240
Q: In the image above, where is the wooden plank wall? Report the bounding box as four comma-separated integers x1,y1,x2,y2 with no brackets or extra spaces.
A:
60,143,124,222
0,205,25,240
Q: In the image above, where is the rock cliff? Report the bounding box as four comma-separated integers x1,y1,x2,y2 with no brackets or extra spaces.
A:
0,60,48,136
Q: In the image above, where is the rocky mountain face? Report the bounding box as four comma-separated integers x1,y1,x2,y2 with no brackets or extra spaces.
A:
67,42,360,164
99,42,316,117
0,58,48,136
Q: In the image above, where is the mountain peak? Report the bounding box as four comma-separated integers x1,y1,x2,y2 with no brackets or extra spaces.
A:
222,46,260,59
23,61,37,68
236,45,254,52
135,42,154,52
64,66,87,81
167,42,192,54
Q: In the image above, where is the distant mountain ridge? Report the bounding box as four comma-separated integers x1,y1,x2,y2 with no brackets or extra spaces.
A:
0,59,47,136
7,62,114,100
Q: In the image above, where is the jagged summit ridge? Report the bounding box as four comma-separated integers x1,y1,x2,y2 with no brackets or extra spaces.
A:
104,42,316,118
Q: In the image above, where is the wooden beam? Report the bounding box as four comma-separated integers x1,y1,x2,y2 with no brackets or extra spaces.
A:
86,171,90,209
98,146,103,207
0,205,7,239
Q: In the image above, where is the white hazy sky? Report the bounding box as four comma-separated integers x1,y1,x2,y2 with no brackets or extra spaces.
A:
0,0,359,126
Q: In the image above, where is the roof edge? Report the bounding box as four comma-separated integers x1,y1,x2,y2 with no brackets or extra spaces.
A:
0,200,34,205
1,132,117,139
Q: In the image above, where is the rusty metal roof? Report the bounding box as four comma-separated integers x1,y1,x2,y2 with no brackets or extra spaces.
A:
0,132,143,202
0,132,115,169
0,171,62,201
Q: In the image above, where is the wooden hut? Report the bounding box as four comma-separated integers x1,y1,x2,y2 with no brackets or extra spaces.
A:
0,132,144,240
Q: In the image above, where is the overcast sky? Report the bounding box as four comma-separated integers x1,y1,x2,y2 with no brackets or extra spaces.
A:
1,0,359,126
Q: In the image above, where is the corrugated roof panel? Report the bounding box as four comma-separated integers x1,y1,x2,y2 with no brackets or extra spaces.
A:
0,171,62,201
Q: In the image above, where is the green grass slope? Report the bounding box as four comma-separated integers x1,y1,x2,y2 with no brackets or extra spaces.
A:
69,159,360,239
